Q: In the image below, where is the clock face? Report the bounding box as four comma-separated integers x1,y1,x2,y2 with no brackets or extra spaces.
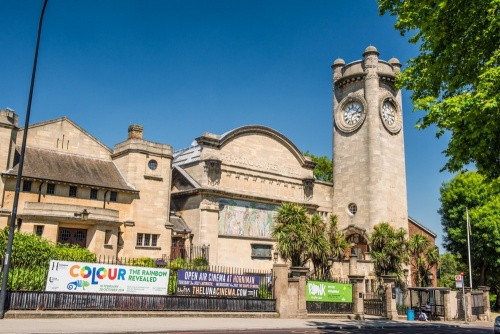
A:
382,101,396,125
343,102,363,126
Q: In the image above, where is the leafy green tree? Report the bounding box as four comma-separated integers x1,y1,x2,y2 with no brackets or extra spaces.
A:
408,233,439,287
272,202,310,267
439,171,499,286
303,151,333,183
370,222,409,286
438,253,464,288
378,0,500,179
0,228,95,290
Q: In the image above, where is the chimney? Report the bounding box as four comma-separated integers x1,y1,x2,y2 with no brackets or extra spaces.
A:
128,124,143,140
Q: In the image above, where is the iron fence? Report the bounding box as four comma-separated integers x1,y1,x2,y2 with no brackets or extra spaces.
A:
307,301,353,314
4,291,276,312
0,254,275,312
364,292,386,316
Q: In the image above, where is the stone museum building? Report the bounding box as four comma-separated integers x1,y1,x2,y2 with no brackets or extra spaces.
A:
0,47,436,278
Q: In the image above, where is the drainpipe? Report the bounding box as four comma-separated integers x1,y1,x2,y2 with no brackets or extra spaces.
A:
37,180,45,202
103,190,108,209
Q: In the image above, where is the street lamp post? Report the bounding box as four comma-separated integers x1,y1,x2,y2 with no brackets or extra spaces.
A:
0,0,48,320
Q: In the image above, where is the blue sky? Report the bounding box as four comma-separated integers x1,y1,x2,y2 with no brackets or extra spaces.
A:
0,0,453,251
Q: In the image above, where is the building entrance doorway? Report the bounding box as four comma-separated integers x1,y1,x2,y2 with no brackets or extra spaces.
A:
170,237,187,261
58,227,87,248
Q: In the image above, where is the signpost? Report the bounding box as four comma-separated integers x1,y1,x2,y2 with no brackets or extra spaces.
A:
306,281,352,303
456,272,468,323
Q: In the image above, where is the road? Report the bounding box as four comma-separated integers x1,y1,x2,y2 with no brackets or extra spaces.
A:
161,327,491,334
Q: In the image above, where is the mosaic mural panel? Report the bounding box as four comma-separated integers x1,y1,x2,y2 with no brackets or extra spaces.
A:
218,198,277,238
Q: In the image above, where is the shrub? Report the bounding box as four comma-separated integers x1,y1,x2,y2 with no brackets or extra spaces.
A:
0,228,96,291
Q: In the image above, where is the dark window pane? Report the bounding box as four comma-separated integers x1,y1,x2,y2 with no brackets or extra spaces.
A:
47,183,55,195
22,180,32,192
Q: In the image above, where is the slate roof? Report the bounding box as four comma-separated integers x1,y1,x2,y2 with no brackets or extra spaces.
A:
170,213,191,234
172,143,202,166
4,147,136,192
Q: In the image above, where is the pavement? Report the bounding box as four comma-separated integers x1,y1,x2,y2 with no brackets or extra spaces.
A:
0,312,495,334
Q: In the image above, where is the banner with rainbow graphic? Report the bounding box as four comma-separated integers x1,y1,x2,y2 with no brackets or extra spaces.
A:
45,260,170,295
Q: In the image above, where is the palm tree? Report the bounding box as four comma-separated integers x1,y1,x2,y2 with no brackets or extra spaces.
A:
327,215,350,261
271,202,310,267
307,213,329,277
408,233,439,286
370,222,409,286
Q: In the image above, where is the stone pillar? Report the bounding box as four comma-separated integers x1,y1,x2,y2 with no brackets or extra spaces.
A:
478,286,491,321
349,275,365,320
349,254,358,275
464,287,473,322
272,264,289,318
442,289,452,321
290,267,309,319
381,275,398,320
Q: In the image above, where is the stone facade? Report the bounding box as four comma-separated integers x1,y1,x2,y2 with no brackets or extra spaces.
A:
0,47,436,283
332,46,408,235
0,115,173,259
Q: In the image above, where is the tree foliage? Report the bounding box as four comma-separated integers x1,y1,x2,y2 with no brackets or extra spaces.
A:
303,151,333,183
370,222,408,286
378,0,500,179
272,202,311,267
439,171,500,286
0,228,95,290
438,253,465,288
272,203,349,277
408,233,439,287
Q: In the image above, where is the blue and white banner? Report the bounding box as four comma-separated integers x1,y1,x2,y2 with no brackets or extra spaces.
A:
176,269,261,298
45,260,170,295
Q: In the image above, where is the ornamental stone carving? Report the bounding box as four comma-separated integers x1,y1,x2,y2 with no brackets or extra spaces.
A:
302,178,315,201
204,159,221,186
200,195,219,210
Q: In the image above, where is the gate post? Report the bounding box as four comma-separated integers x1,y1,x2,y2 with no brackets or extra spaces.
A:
442,289,452,321
348,274,365,320
381,275,398,320
477,286,491,321
464,287,473,322
272,264,289,318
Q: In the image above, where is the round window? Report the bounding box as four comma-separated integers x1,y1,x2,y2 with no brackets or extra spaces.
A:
348,203,358,215
148,159,158,171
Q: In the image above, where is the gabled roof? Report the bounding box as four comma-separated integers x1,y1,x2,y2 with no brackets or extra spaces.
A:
22,117,113,153
3,147,136,192
170,213,191,234
171,166,200,190
409,216,437,238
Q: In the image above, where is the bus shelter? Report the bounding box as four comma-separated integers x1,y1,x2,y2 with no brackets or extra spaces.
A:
408,287,450,321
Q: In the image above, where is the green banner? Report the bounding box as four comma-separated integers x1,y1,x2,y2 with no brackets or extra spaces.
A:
306,281,352,303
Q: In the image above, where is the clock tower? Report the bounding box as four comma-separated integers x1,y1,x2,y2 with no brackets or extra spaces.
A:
331,46,408,239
